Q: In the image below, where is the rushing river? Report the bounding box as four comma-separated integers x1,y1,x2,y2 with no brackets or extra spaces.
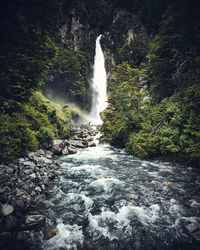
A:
37,143,200,250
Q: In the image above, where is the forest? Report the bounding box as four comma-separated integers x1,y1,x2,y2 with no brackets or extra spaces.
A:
0,0,200,167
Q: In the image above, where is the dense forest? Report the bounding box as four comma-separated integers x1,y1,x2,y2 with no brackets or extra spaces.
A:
0,0,200,167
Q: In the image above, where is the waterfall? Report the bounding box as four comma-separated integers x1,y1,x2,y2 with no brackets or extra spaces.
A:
89,35,107,124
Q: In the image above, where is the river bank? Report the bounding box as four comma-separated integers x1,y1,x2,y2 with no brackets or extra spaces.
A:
0,125,98,250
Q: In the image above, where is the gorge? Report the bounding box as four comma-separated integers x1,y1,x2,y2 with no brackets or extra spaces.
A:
1,0,200,249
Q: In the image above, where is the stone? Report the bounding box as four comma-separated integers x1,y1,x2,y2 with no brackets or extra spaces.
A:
18,158,25,164
31,191,37,197
35,186,42,192
62,146,69,155
68,146,78,154
1,204,14,216
29,173,36,179
37,149,45,155
88,141,96,147
68,139,87,148
5,166,14,174
23,161,35,168
25,214,46,228
43,227,57,239
24,169,33,175
127,193,137,199
41,184,45,190
34,194,45,203
41,157,53,164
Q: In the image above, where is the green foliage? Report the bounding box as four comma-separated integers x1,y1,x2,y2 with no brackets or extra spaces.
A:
37,127,54,148
0,92,74,163
117,36,149,67
0,113,39,163
43,44,93,110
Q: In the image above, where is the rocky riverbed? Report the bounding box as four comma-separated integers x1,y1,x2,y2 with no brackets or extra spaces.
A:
0,125,98,250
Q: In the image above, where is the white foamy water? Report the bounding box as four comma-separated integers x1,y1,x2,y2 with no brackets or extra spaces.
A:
88,35,107,124
37,144,200,250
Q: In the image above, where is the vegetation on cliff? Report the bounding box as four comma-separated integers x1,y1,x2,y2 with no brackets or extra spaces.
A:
101,0,200,167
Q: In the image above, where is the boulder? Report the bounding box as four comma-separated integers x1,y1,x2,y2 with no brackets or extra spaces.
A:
68,139,87,148
25,214,46,228
52,139,65,155
68,146,78,154
40,157,53,164
43,227,57,239
62,146,69,155
1,204,14,216
88,141,96,147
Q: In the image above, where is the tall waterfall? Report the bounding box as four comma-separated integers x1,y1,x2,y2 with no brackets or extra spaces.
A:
89,35,107,124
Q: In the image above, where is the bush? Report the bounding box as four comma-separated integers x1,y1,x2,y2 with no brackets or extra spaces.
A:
0,113,39,163
37,127,54,148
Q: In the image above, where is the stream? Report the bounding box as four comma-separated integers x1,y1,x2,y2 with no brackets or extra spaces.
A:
34,142,200,250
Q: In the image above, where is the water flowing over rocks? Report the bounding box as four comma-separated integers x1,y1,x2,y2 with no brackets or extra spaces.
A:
0,125,98,250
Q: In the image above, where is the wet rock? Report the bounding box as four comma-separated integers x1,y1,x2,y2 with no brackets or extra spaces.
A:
43,227,57,239
25,214,46,228
68,139,87,148
62,146,69,155
88,141,96,147
1,204,14,216
68,146,78,154
34,194,45,203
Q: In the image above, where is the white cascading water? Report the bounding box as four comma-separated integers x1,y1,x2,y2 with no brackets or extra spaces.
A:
89,34,107,124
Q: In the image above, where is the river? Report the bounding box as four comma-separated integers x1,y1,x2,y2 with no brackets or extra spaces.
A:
33,141,200,250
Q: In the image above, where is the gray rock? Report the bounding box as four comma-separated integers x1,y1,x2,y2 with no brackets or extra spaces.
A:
62,146,69,155
35,186,42,192
23,161,35,167
16,189,25,197
37,149,45,155
34,194,45,203
18,158,25,164
24,169,33,175
25,214,46,227
5,166,14,174
88,141,96,147
68,146,78,154
40,157,52,164
1,204,14,216
29,173,36,179
68,140,87,148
